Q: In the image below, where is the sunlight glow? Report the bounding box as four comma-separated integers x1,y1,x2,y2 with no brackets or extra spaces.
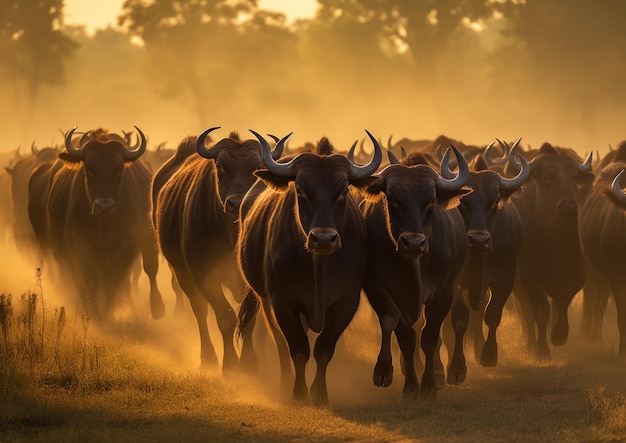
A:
64,0,318,35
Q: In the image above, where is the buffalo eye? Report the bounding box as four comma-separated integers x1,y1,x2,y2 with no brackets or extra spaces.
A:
296,184,307,199
386,196,399,209
426,199,436,213
215,162,225,176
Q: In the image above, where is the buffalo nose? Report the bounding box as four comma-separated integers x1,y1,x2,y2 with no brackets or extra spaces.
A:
555,198,578,218
224,196,242,215
467,230,492,252
307,228,341,254
93,198,116,213
397,232,428,258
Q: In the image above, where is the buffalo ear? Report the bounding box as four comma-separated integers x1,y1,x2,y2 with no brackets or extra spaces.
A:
578,171,595,186
362,176,386,201
502,186,525,200
438,186,473,210
254,169,292,191
58,152,81,163
349,176,379,190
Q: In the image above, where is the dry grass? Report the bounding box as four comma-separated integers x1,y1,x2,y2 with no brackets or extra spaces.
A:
1,273,626,442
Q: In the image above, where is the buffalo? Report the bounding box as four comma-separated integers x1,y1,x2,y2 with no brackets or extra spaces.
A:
442,141,528,367
28,127,164,322
237,130,382,404
153,128,284,372
579,162,626,353
359,145,470,397
507,143,593,358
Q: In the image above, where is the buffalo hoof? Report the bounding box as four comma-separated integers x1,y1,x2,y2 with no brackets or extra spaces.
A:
447,366,466,386
434,368,445,390
535,343,551,360
448,372,467,385
480,339,498,368
310,384,329,406
419,383,438,400
150,294,166,320
373,358,393,387
239,351,259,376
292,387,309,405
551,326,569,346
402,383,419,400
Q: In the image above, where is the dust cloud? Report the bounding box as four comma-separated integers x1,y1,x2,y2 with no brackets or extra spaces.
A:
1,4,625,413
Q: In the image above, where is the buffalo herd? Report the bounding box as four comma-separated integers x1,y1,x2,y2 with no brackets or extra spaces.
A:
4,125,626,404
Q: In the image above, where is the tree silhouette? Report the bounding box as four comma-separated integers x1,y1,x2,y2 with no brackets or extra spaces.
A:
316,0,495,86
490,0,626,144
119,0,296,127
0,0,77,135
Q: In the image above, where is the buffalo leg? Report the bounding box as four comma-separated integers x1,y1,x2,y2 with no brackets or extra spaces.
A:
608,275,626,354
394,321,419,398
581,264,610,342
447,287,468,385
140,236,165,320
175,270,218,368
421,292,453,397
259,297,293,397
272,301,310,403
238,287,259,375
363,285,400,388
310,295,360,405
199,276,239,375
481,277,513,367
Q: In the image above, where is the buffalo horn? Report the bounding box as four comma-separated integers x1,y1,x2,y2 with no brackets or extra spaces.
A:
577,152,593,173
348,130,382,179
498,143,529,190
346,140,358,163
196,127,222,158
64,126,84,159
438,145,469,192
611,170,626,204
123,126,147,161
250,129,295,177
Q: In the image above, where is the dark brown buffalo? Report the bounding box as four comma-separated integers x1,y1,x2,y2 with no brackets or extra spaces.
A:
507,143,593,358
579,162,626,353
237,130,382,404
359,146,470,398
153,128,285,372
6,144,60,256
441,142,528,367
28,127,164,322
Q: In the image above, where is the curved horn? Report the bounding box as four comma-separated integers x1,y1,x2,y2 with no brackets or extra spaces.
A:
348,130,383,179
498,144,529,191
400,146,407,159
64,126,84,159
270,132,292,161
387,134,393,150
388,150,400,165
30,141,38,155
196,126,221,158
123,126,147,161
485,139,506,166
267,134,280,143
435,144,443,160
609,144,614,151
250,129,296,177
577,151,593,173
347,140,357,163
611,170,626,204
438,145,469,192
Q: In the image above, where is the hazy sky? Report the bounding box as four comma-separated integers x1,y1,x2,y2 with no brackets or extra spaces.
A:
64,0,319,34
